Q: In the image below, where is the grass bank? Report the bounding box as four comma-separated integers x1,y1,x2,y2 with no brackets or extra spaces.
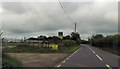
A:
97,47,120,56
57,45,81,53
2,53,23,68
4,45,81,53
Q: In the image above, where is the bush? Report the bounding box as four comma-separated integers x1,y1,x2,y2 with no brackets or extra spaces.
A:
16,43,31,48
61,40,76,47
91,34,120,50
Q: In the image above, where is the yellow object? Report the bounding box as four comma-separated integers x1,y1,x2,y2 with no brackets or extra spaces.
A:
52,44,58,50
58,36,63,39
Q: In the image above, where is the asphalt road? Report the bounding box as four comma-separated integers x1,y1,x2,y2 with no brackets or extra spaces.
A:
56,44,119,69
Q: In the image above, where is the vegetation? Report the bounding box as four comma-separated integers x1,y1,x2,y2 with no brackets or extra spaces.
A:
58,40,77,47
2,53,23,68
89,34,120,56
98,47,120,56
71,32,81,45
81,40,89,44
57,45,81,53
89,34,119,48
26,31,81,45
3,32,81,68
4,43,81,53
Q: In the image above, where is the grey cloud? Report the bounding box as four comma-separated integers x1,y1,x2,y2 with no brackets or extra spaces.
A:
2,2,118,40
3,2,32,14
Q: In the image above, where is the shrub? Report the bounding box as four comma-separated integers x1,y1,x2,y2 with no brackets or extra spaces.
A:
91,34,120,50
61,40,76,47
16,43,31,48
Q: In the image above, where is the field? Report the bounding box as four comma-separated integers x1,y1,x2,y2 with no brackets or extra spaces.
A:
3,43,81,67
4,43,81,53
8,53,68,67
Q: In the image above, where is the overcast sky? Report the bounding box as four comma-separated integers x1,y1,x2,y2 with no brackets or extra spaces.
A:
1,0,118,40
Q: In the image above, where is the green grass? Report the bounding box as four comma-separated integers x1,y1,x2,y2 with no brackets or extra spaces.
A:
3,45,81,68
97,47,120,56
4,45,81,53
5,47,53,53
2,53,24,68
57,45,81,53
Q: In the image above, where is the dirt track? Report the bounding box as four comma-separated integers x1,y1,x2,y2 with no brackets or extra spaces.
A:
8,53,69,67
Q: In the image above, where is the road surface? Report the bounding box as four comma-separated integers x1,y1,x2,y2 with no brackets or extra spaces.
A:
56,44,119,69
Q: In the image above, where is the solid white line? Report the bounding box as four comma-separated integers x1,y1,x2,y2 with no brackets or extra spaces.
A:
92,51,96,54
56,47,81,67
91,49,93,51
70,47,81,57
106,64,112,69
96,55,103,61
57,65,61,67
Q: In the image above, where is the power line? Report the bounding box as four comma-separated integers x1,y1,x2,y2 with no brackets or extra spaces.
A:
61,3,76,22
58,0,81,24
58,0,75,23
61,2,80,24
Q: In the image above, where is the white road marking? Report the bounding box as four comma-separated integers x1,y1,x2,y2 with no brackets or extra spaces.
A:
66,58,69,60
106,64,112,69
88,47,103,61
69,47,81,58
96,55,103,61
57,65,61,67
92,51,96,54
85,45,113,69
74,49,79,54
91,49,93,52
71,53,74,56
56,46,82,67
62,60,66,63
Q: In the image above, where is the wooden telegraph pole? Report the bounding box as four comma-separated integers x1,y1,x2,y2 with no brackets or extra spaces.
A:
75,23,77,33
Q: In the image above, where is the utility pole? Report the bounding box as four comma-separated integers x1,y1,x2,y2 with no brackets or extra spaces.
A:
75,23,76,33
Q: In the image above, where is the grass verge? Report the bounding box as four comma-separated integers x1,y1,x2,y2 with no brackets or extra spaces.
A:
4,45,81,53
57,45,81,53
2,53,24,68
97,47,120,56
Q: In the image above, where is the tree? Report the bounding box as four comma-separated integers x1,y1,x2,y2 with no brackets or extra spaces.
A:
47,36,52,40
63,35,71,40
28,37,37,40
37,35,47,40
71,32,81,45
92,34,104,40
90,34,120,49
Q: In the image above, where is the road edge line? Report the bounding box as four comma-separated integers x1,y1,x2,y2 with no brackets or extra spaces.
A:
55,45,82,67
